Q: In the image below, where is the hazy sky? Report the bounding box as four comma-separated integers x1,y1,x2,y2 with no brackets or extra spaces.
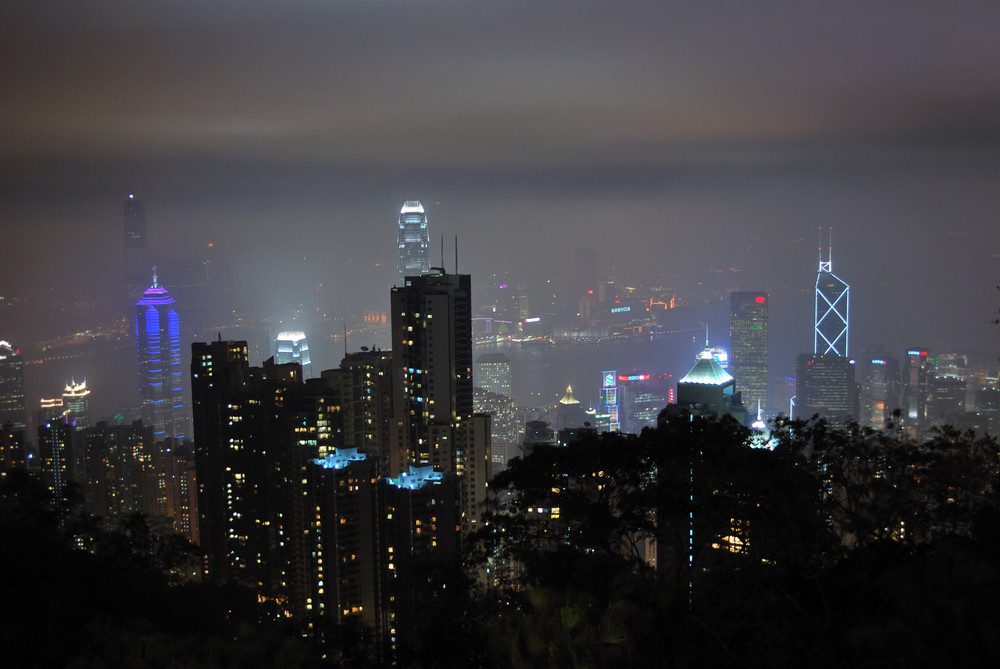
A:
2,1,999,376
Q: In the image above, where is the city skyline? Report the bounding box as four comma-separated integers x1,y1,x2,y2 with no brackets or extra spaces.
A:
1,3,998,424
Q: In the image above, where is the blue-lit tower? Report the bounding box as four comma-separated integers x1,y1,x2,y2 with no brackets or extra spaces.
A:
396,201,431,287
814,229,849,357
136,267,185,440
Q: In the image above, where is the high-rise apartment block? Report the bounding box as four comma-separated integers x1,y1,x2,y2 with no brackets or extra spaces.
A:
396,201,430,287
136,269,186,441
390,271,490,532
729,292,768,412
0,340,26,431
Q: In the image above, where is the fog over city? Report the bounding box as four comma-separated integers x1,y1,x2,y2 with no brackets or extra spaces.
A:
2,1,999,419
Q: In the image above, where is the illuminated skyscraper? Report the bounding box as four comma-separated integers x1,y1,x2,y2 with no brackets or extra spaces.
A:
814,231,849,357
62,379,91,430
390,270,489,532
475,353,512,397
0,340,26,431
859,352,900,429
729,292,768,412
798,230,856,422
136,268,185,440
123,193,149,308
275,330,311,377
396,201,430,286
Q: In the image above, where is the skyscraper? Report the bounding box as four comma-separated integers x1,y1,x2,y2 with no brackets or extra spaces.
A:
390,270,489,532
136,268,185,440
123,193,149,308
62,379,91,430
797,231,856,422
729,292,768,412
814,232,849,357
796,354,857,422
0,340,26,430
859,352,901,429
475,353,512,397
396,201,430,287
275,330,311,377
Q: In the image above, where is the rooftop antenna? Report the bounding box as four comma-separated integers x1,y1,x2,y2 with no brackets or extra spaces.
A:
818,226,831,273
455,236,459,274
344,323,348,358
151,265,158,288
440,234,445,269
705,323,709,349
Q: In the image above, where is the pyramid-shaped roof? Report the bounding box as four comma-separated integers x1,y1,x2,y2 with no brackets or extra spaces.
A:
559,385,580,405
679,351,734,386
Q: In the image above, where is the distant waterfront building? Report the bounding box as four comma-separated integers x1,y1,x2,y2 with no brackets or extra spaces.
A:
136,268,185,441
729,292,768,412
475,353,512,397
0,340,26,431
396,201,431,287
275,330,311,377
62,380,91,430
123,193,149,309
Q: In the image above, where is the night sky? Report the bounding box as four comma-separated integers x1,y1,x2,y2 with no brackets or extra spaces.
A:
2,2,999,387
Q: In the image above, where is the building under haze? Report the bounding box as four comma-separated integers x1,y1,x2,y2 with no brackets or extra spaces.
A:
0,340,26,431
136,269,186,441
61,380,91,430
275,330,312,377
797,233,856,422
729,292,768,413
390,270,490,532
396,201,431,287
123,193,149,309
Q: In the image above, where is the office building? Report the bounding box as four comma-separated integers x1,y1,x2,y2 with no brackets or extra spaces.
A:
797,231,856,422
276,330,312,377
475,353,512,397
814,232,849,357
62,379,91,430
123,193,149,308
667,350,746,423
729,292,768,412
390,270,489,532
136,268,186,441
396,201,431,287
859,353,900,429
796,354,857,422
902,349,933,436
0,340,26,431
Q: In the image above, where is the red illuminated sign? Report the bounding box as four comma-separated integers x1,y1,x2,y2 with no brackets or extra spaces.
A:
755,296,765,303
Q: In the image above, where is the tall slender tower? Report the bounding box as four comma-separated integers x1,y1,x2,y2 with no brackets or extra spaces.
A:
123,193,149,309
390,270,489,532
797,228,855,421
729,292,768,412
0,340,26,430
136,268,185,440
814,228,849,357
396,201,431,287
